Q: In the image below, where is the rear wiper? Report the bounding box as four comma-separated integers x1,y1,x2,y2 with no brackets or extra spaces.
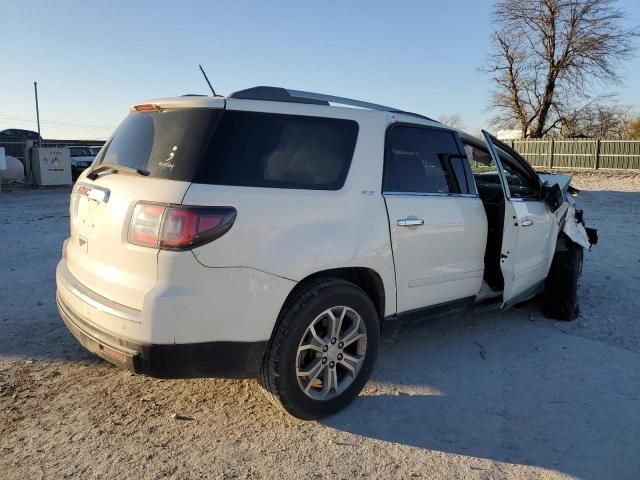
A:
87,164,150,180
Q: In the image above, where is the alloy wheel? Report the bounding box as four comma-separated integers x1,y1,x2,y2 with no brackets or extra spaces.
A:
295,306,367,400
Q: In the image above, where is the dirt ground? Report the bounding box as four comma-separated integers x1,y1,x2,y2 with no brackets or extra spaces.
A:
1,171,639,480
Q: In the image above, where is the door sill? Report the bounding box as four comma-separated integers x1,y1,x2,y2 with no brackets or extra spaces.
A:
384,296,475,324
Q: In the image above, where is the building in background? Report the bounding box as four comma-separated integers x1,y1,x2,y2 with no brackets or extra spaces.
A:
497,129,523,141
0,128,104,172
0,129,41,161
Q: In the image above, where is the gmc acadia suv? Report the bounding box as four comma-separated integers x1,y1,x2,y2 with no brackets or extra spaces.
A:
56,87,596,419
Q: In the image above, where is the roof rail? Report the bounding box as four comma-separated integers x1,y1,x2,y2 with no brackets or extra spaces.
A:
228,86,436,122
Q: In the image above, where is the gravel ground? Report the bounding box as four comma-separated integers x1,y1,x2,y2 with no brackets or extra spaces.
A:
1,171,639,480
541,168,640,193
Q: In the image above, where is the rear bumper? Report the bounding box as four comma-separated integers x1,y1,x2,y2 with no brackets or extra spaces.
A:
57,292,268,379
59,248,294,345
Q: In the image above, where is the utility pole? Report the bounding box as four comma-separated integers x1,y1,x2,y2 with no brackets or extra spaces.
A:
34,82,41,145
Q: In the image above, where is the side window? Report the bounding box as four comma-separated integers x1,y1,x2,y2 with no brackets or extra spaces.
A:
466,142,502,187
498,148,539,199
197,111,359,190
465,140,539,199
383,126,468,194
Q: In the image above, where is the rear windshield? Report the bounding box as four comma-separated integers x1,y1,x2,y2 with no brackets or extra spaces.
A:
97,109,222,180
97,109,359,189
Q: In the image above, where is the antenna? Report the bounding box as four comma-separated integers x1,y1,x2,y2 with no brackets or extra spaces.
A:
198,64,217,96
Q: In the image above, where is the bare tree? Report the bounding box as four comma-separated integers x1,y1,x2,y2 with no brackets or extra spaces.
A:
484,0,639,138
437,113,465,129
560,104,633,138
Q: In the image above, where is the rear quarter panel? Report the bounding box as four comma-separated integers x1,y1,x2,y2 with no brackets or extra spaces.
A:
182,107,397,316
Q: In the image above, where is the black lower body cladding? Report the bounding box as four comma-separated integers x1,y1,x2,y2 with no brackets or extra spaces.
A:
57,294,267,379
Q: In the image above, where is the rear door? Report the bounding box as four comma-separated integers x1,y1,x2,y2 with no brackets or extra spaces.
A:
384,125,487,313
482,131,559,306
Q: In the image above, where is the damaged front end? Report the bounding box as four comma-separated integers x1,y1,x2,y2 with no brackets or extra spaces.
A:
539,173,597,321
539,173,598,249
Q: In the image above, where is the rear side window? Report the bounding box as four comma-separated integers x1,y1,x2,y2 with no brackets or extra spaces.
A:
383,126,470,194
195,111,359,190
97,109,358,187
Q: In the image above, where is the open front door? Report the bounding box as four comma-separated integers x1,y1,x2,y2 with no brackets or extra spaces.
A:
481,131,559,307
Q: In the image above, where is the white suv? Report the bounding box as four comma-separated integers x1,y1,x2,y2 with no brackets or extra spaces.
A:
67,145,97,180
56,87,597,419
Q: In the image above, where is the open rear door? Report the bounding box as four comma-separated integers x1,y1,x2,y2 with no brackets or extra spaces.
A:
482,131,558,307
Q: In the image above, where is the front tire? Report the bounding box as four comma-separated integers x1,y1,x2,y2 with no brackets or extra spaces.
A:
259,278,380,420
543,239,584,321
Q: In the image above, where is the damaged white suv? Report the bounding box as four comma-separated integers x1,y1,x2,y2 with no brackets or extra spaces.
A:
56,87,597,419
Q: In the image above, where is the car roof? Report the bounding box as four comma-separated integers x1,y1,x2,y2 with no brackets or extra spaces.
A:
132,86,445,129
227,87,436,122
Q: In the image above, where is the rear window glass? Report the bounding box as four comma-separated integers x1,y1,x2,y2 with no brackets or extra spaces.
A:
195,111,359,190
98,109,222,181
97,109,359,189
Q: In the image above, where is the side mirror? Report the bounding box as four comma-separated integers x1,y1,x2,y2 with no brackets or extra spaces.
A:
543,182,564,211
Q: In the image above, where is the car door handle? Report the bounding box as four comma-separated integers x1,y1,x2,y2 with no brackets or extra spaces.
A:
397,218,424,227
521,219,534,227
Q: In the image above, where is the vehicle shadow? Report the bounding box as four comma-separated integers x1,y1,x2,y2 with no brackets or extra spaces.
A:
323,308,640,479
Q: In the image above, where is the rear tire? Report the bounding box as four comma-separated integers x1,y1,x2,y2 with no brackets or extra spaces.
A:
259,278,380,420
543,239,584,321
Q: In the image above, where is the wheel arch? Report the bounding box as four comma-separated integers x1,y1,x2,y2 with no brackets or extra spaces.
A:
259,268,384,419
276,267,386,332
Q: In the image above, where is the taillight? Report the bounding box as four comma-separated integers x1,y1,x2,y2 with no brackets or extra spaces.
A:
129,203,164,247
128,202,236,250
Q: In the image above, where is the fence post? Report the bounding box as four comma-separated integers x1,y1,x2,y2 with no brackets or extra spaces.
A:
548,139,554,169
594,139,600,170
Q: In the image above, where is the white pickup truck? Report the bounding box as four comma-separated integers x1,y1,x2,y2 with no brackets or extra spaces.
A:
56,87,597,419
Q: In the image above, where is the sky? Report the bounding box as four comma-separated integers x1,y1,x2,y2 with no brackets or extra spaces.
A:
1,0,640,140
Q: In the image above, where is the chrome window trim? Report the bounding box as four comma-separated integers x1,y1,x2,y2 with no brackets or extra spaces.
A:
383,191,479,198
510,197,543,203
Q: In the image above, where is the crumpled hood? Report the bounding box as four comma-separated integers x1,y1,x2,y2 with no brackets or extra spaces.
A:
539,173,572,193
539,173,593,249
